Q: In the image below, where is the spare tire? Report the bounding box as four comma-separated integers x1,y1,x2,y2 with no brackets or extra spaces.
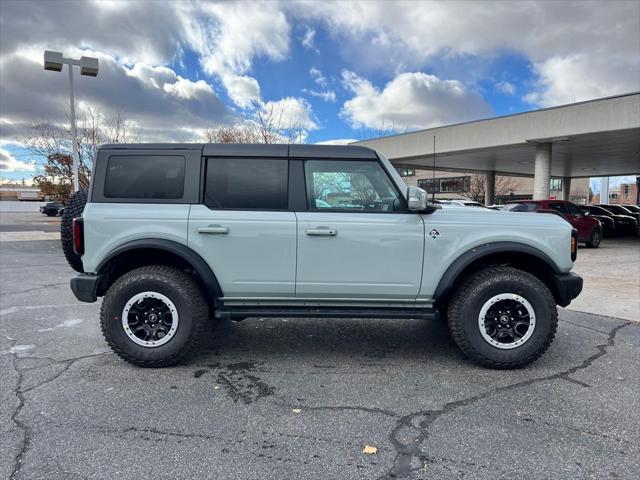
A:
61,190,88,273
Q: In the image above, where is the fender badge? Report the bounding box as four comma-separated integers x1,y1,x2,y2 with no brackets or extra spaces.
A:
429,229,440,239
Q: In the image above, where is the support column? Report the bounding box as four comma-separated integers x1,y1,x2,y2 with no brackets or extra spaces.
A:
561,177,572,201
533,143,551,200
600,177,609,204
484,171,495,205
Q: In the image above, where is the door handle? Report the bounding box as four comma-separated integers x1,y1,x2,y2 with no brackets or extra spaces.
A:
306,228,337,236
198,225,229,235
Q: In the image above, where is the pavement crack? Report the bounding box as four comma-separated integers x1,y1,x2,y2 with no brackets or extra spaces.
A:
19,352,110,394
1,283,67,296
7,350,110,479
378,321,634,480
8,341,30,480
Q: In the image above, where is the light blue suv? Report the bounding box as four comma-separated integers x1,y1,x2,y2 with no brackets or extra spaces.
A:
65,144,582,369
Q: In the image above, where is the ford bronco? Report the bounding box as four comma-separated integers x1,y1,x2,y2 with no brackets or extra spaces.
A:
64,144,582,369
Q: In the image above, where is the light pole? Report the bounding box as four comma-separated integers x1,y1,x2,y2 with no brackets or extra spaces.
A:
44,51,99,192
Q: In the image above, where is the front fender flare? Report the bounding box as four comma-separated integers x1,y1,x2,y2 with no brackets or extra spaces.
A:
433,241,561,303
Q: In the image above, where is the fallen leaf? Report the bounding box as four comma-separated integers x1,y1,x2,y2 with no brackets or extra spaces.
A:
292,408,302,414
363,445,378,455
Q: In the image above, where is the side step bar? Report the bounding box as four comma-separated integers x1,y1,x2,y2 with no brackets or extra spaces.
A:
215,306,439,321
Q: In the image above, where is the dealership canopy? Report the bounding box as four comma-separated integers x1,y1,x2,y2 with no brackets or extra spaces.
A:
354,92,640,201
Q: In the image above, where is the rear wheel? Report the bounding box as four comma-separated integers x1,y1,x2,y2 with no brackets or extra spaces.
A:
101,266,210,367
585,227,602,248
447,266,557,369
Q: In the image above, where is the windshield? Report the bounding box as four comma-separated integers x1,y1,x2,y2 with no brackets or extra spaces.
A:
503,203,538,212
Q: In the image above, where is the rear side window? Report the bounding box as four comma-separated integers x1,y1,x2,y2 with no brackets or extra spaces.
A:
503,203,538,212
104,155,185,199
204,158,288,210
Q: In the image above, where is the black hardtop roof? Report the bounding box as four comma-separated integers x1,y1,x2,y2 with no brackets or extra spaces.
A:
99,143,378,159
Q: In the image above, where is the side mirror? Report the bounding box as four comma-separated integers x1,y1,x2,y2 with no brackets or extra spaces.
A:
407,186,428,211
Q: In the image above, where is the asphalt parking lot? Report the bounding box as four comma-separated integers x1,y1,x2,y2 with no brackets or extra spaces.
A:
1,214,639,479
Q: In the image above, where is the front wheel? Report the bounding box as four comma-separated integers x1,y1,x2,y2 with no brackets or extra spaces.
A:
447,266,557,369
101,266,210,367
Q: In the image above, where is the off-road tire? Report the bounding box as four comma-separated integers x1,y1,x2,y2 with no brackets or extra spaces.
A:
101,266,210,367
447,266,557,369
585,227,602,248
60,190,88,272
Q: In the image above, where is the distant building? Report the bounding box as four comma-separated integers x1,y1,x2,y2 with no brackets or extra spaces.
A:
0,185,43,201
399,169,591,205
592,182,639,205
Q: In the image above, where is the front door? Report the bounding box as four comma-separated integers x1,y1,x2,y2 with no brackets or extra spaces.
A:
295,159,424,300
188,157,296,298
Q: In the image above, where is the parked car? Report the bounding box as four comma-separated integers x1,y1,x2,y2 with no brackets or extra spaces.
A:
577,206,617,237
580,205,637,236
438,199,487,208
503,200,602,247
485,205,504,210
40,202,65,217
597,204,640,224
64,143,582,370
622,204,640,215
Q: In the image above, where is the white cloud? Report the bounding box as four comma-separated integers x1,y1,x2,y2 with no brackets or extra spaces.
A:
314,138,357,145
310,67,328,87
0,48,234,142
260,97,318,130
524,54,640,107
222,74,262,108
495,81,516,96
341,70,491,131
0,147,35,172
186,3,290,108
301,26,317,51
293,1,640,106
303,89,336,102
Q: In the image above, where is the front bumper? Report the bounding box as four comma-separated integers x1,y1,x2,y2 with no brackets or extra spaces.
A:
70,273,101,303
553,272,583,307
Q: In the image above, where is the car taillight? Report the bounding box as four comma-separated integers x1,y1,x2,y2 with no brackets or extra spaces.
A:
73,218,84,255
570,228,577,262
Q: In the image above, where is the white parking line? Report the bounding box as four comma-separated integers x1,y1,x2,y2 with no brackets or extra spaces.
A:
0,231,60,242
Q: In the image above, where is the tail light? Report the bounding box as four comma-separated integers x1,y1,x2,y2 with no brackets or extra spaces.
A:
73,218,84,255
570,228,577,262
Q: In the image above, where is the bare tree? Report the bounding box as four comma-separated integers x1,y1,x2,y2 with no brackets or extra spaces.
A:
462,174,521,203
25,107,137,202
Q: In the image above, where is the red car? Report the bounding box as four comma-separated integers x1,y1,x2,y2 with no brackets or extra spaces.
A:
503,200,602,248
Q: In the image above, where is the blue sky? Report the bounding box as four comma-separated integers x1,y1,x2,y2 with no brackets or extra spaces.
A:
1,1,638,188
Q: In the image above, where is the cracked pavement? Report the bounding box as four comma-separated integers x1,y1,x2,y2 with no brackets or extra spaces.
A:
1,237,639,479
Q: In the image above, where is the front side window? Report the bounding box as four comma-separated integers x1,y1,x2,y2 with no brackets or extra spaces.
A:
204,158,288,210
305,160,401,212
104,155,185,199
548,202,568,214
567,203,583,216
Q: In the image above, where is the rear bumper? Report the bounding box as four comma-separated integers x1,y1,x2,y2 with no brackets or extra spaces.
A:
553,272,583,307
70,273,101,303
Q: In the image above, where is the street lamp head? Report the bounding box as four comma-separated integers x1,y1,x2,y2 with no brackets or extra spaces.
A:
44,50,63,72
80,56,99,77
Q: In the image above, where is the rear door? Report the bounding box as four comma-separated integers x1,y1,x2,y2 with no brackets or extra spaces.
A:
295,158,424,299
188,156,296,298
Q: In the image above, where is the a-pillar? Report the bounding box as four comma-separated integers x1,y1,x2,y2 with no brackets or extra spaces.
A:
533,143,552,200
561,177,572,201
485,171,495,205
